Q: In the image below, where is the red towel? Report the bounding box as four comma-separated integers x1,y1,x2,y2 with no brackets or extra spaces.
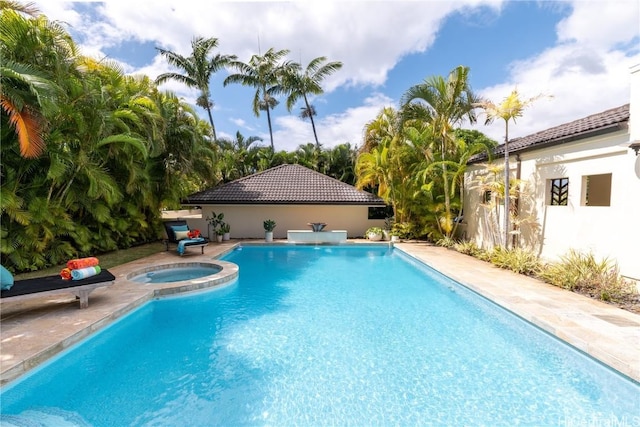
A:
60,267,72,280
67,257,99,270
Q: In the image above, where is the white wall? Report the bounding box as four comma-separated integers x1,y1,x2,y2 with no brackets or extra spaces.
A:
527,133,639,279
161,208,202,219
630,63,640,143
175,204,386,240
464,124,640,280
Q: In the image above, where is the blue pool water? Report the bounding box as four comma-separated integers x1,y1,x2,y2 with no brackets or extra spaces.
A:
1,245,639,426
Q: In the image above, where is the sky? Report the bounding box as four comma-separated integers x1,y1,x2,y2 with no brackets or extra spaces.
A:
33,0,640,152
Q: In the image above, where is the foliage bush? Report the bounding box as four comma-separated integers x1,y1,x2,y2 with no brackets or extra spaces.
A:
449,242,638,310
537,250,637,303
391,222,416,239
435,236,457,248
453,240,484,257
365,227,383,236
479,246,542,276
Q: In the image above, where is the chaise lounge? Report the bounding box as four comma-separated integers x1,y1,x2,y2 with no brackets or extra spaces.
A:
0,269,116,309
162,220,209,255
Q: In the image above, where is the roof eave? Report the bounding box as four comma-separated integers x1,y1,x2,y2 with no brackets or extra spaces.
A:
182,200,387,206
468,122,627,164
513,122,627,156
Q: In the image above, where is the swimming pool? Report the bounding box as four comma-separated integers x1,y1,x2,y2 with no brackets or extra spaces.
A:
1,245,638,426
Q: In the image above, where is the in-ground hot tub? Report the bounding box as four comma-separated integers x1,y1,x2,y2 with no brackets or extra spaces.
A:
126,261,238,296
130,265,222,283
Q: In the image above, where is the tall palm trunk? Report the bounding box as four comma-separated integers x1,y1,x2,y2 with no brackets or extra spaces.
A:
503,120,510,249
205,105,217,141
441,138,451,232
304,94,320,148
265,106,275,150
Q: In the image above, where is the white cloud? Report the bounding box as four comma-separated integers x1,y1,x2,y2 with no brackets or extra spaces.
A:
34,1,82,26
273,92,394,151
472,1,640,143
556,0,640,49
230,118,247,128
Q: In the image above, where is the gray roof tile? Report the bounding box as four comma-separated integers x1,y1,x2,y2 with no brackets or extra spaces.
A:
184,164,385,205
471,104,630,162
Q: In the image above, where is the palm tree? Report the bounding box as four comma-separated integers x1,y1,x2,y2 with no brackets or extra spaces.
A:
282,56,342,148
217,130,263,152
0,60,57,157
357,107,414,222
400,65,480,237
155,36,236,141
356,141,394,203
256,146,288,171
361,107,401,154
475,89,546,248
224,47,291,150
415,128,496,238
326,143,357,184
0,8,71,157
0,1,40,16
216,130,263,179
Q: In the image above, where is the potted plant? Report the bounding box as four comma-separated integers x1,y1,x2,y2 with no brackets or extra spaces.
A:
263,219,276,242
206,212,225,241
221,223,231,241
215,226,224,243
366,226,384,241
383,216,395,241
391,222,412,242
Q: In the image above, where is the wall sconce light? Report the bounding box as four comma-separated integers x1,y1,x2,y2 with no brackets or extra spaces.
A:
630,141,640,156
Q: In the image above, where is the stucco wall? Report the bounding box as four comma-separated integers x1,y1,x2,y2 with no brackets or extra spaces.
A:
631,64,640,143
174,204,386,240
464,130,640,280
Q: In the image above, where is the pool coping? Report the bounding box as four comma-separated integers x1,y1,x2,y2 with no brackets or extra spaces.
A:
1,240,638,386
125,260,239,297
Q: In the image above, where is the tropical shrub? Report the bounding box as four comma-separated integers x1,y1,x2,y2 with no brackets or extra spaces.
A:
453,240,484,257
538,250,637,302
484,246,542,276
365,227,383,236
436,236,457,248
391,222,416,240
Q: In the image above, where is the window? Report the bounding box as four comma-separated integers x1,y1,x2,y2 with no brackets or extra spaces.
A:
482,190,492,203
368,206,393,219
548,178,569,206
581,173,611,206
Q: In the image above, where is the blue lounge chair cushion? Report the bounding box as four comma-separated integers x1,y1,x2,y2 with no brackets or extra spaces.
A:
1,264,14,291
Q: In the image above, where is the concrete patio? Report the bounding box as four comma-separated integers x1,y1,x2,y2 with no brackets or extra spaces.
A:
1,241,638,386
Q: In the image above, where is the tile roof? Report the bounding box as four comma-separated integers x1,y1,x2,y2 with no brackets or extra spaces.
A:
184,164,386,205
470,104,630,163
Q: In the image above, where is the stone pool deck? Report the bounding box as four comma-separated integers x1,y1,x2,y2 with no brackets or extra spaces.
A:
1,240,639,386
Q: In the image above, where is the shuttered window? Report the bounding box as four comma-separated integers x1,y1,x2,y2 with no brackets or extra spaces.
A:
549,178,569,206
